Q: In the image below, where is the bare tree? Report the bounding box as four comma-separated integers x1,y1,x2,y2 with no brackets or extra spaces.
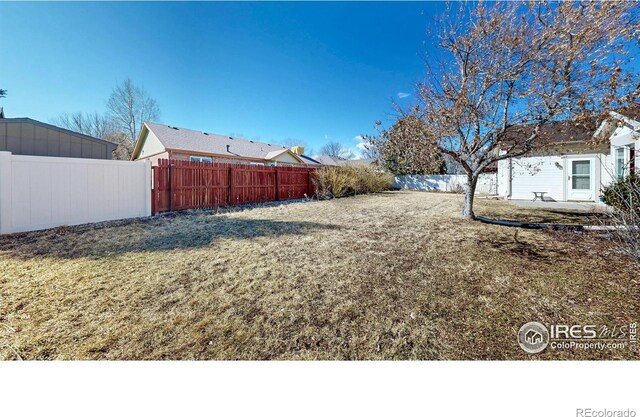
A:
359,142,379,160
320,141,343,157
320,141,355,159
107,78,160,144
105,131,135,161
0,89,6,98
52,112,133,160
372,2,639,219
53,111,116,139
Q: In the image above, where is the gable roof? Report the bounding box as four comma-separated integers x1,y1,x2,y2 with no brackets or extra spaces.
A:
592,107,640,143
0,117,118,149
609,110,640,131
134,122,305,163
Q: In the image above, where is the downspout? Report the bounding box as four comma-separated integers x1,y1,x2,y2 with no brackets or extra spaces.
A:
506,158,512,199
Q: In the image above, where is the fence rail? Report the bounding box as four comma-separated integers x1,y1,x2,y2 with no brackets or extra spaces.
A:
152,159,315,214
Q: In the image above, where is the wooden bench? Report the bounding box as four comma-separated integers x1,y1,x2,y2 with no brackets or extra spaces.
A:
532,191,547,202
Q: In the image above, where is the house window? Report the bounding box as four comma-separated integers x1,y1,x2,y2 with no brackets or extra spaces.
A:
571,160,591,190
190,156,213,163
615,147,627,180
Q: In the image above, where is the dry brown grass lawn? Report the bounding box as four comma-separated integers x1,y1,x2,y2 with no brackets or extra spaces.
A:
0,191,637,360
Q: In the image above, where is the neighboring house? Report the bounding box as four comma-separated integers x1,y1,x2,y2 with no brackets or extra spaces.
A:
131,121,317,166
0,117,117,160
497,112,640,202
314,154,375,167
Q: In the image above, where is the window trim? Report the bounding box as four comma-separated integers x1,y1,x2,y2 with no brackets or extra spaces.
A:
614,146,630,180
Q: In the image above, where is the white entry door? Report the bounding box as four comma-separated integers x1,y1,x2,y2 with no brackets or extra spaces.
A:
566,159,594,201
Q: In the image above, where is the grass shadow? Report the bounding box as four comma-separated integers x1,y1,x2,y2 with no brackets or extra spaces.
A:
0,215,340,260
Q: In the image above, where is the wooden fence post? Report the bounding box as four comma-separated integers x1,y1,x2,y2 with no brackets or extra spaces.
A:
168,162,174,211
151,166,157,215
275,167,280,201
308,169,314,197
228,167,234,205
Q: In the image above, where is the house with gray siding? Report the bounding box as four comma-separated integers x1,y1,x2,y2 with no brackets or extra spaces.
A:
0,117,117,160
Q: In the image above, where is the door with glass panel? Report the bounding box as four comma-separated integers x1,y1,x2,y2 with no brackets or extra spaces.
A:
566,159,594,201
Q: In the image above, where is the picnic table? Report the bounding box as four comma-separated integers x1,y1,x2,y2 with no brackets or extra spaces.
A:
532,192,547,202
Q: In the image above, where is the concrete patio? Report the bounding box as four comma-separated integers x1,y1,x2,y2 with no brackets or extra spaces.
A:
507,199,610,212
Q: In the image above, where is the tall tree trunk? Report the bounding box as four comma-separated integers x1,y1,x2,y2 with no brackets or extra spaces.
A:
462,172,479,220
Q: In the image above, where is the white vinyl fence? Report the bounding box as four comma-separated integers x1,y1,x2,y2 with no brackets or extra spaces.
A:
394,173,498,194
0,152,151,234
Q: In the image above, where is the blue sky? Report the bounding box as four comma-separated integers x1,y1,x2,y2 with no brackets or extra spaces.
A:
0,2,444,155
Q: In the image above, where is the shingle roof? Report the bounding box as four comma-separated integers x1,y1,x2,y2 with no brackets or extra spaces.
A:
145,122,303,162
313,154,374,166
616,104,640,121
501,120,596,148
313,154,347,166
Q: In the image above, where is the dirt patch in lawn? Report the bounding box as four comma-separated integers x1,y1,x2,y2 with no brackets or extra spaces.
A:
0,191,637,360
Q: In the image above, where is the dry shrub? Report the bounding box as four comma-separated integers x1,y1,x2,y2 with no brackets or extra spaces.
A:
312,165,394,199
601,175,640,264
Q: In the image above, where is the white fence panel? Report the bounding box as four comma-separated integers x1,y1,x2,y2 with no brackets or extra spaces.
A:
0,152,151,234
394,173,498,194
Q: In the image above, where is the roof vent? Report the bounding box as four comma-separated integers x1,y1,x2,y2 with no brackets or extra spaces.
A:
203,132,209,135
226,145,230,153
228,136,233,140
169,126,179,130
249,140,254,143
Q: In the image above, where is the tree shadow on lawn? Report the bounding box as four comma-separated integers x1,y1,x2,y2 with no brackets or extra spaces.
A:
476,229,567,263
0,215,340,260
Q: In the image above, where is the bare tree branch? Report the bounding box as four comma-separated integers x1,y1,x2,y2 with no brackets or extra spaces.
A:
107,78,160,144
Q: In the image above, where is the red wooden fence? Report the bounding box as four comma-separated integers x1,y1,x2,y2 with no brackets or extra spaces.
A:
152,159,315,214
